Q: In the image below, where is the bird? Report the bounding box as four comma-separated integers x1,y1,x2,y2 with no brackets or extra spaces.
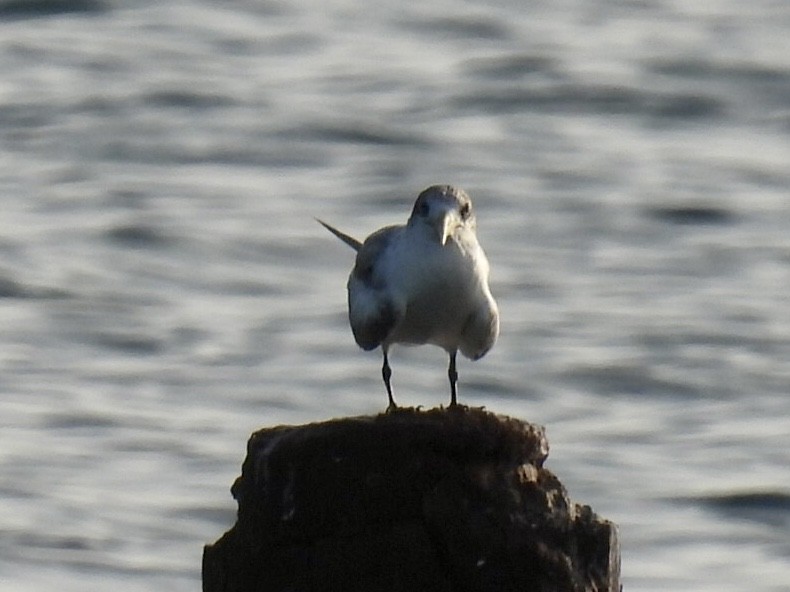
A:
318,184,499,409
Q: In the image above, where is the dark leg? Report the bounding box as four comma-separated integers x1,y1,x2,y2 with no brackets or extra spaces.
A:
448,350,458,406
382,350,396,410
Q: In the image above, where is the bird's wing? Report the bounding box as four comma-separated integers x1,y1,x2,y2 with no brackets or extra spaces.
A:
347,226,403,350
460,296,500,360
316,219,363,252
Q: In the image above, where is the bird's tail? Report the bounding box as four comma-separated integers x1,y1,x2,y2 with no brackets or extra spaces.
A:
316,219,363,252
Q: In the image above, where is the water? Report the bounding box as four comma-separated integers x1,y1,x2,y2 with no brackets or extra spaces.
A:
1,1,789,590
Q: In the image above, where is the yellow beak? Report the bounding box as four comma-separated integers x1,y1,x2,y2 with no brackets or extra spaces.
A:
438,210,460,246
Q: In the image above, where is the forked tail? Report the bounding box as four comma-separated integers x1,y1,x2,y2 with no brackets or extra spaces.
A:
316,219,363,252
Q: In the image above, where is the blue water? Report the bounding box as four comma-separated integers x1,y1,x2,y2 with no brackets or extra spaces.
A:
1,1,789,590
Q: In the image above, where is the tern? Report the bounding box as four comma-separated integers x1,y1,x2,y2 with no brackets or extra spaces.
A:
319,184,499,409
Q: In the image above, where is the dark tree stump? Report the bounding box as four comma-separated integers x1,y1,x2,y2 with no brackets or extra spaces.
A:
203,407,620,592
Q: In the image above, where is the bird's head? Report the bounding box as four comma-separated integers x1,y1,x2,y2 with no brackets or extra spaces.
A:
407,185,476,245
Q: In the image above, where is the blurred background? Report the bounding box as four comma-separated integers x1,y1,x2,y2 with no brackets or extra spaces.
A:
1,1,789,590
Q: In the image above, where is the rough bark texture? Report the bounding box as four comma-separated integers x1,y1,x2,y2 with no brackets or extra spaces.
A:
203,407,620,592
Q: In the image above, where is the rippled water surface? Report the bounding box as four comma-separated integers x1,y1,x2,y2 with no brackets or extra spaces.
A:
1,1,789,590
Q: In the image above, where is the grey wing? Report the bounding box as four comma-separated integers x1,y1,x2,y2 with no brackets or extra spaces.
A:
460,294,500,360
347,226,403,350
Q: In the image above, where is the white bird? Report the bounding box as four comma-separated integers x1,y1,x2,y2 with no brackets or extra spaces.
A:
318,185,499,409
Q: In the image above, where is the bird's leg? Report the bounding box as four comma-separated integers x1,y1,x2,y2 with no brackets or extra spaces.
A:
382,350,397,410
448,350,459,406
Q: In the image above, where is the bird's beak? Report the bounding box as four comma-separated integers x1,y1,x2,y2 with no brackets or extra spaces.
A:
437,209,461,246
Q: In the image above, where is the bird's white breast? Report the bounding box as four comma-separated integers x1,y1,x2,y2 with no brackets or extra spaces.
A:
380,225,496,352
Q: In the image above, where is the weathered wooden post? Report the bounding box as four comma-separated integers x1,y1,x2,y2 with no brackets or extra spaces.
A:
203,407,620,592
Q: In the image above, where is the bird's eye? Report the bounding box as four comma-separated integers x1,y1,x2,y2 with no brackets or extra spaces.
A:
459,202,471,219
417,201,429,217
